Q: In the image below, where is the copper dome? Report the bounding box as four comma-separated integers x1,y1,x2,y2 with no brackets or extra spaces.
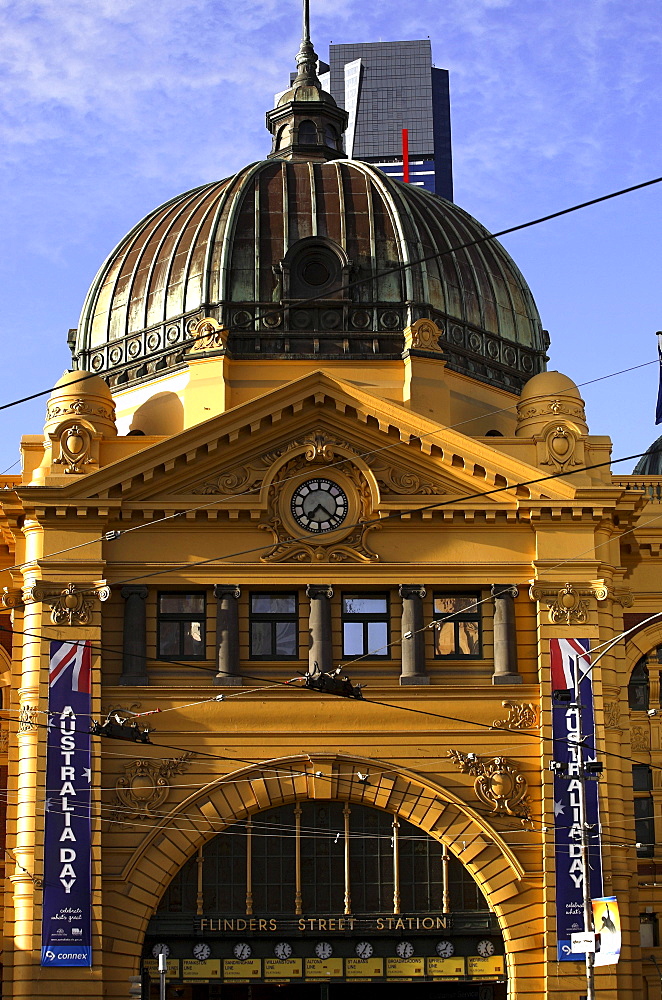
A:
73,158,547,393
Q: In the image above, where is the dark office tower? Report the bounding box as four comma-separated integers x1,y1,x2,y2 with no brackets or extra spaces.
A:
323,39,453,199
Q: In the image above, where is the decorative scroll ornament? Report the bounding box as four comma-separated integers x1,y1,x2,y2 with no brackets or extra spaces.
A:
539,424,585,472
447,750,532,824
492,701,539,731
187,317,228,353
604,703,621,730
631,726,651,751
111,752,195,821
46,398,115,423
53,423,94,474
18,703,38,732
403,318,444,353
27,581,111,626
528,581,608,626
1,588,23,610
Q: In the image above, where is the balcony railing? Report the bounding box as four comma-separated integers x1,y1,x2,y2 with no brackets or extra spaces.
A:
614,476,662,503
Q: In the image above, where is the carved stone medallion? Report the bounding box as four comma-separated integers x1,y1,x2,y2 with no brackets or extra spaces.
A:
447,750,532,823
111,752,195,822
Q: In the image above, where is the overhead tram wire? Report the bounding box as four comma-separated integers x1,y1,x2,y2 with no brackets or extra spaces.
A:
0,172,658,421
0,353,656,578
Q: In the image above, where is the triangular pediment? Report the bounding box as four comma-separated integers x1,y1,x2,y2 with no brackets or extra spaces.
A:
19,371,577,508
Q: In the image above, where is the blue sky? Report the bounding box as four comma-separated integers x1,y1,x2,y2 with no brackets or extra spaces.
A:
0,0,660,472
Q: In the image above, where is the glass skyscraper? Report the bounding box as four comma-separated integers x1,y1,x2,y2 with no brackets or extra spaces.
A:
321,39,453,200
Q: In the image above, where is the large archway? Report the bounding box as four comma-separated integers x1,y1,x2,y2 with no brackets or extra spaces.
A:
103,754,538,999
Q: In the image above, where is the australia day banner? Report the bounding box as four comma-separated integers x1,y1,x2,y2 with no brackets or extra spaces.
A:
41,640,92,967
550,638,603,961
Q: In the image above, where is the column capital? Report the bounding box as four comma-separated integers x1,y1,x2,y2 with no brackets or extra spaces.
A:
213,584,241,600
491,584,518,600
399,584,426,601
120,585,148,600
306,584,334,600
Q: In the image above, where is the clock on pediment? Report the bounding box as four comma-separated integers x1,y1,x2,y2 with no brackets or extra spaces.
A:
260,450,379,563
290,478,349,533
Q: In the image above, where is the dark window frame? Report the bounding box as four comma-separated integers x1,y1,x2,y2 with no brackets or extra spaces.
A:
633,765,655,858
249,592,299,660
341,592,390,659
432,592,482,659
157,591,206,661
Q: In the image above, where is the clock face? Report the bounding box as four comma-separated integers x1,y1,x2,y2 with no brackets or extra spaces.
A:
291,479,349,533
274,941,292,960
233,941,252,960
315,940,333,959
151,942,170,958
193,942,211,961
396,940,414,959
476,939,495,958
436,940,454,958
355,941,373,959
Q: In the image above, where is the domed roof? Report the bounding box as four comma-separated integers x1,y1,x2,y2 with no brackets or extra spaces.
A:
634,434,662,475
73,159,547,394
520,370,581,401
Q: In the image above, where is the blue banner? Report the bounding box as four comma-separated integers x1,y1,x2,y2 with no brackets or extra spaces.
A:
551,638,603,961
41,640,92,967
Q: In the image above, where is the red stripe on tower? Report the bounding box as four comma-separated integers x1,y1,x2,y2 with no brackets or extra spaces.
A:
402,128,409,183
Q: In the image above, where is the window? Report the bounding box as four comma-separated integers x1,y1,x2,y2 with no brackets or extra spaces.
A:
433,594,481,657
629,657,650,710
157,592,205,659
633,765,655,858
342,594,389,658
640,913,659,948
250,593,298,659
298,119,317,144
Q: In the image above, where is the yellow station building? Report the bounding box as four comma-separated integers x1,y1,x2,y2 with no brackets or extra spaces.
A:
1,10,661,1000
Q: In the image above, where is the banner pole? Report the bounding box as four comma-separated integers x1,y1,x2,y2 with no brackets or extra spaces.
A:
574,652,596,1000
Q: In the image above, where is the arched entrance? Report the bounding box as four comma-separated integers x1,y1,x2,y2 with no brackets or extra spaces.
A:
142,800,506,999
105,754,532,999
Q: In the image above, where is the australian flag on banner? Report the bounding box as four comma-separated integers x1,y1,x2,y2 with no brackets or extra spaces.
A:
550,638,603,961
41,640,92,967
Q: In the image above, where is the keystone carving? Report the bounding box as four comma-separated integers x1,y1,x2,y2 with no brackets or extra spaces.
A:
111,752,195,822
492,701,539,731
528,581,608,625
27,581,111,626
447,750,532,824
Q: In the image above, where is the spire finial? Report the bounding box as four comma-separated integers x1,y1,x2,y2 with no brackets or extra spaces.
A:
293,0,321,88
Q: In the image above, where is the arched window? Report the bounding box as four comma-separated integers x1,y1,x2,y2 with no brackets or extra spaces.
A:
157,802,488,916
325,124,339,149
298,120,317,144
629,656,650,711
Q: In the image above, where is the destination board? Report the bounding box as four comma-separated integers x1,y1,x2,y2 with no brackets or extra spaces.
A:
385,958,425,977
182,959,221,980
223,959,261,978
304,958,343,977
264,958,303,978
427,956,466,978
142,959,179,979
345,957,384,978
467,956,505,977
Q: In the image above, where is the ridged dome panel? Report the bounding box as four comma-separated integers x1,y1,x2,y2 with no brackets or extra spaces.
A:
74,160,547,392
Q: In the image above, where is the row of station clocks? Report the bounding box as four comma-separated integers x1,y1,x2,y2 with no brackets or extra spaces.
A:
152,939,497,961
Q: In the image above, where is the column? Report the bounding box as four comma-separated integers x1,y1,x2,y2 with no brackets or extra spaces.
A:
120,585,149,685
213,584,242,686
491,584,522,684
306,585,333,674
399,584,429,685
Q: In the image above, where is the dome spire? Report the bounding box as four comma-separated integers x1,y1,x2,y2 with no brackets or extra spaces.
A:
293,0,321,89
265,0,348,162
